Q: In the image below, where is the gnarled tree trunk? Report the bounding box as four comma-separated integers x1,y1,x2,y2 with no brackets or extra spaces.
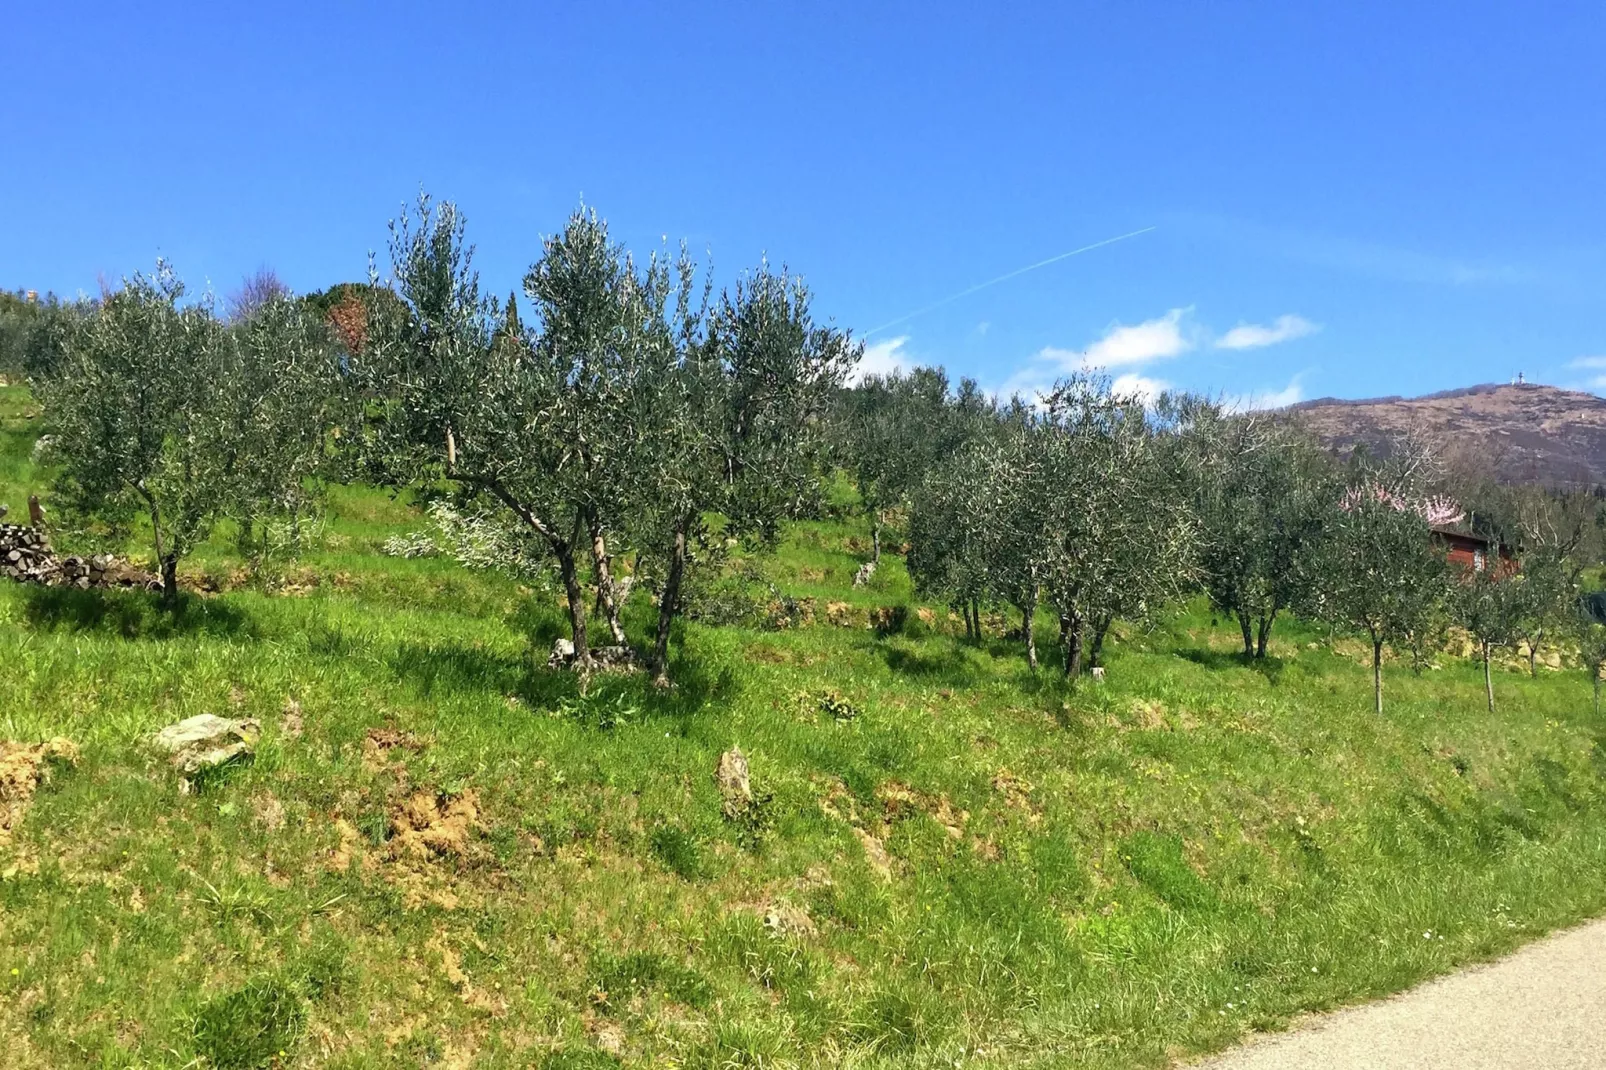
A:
652,517,690,688
1022,595,1038,673
554,513,589,662
1256,612,1273,659
1089,613,1113,668
1062,612,1085,678
587,514,627,645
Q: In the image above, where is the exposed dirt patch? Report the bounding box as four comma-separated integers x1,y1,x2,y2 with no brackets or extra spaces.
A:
1,738,78,847
855,827,893,879
252,792,286,831
815,776,860,825
281,697,304,739
330,817,362,871
876,779,967,839
991,768,1043,823
363,726,426,772
389,790,482,860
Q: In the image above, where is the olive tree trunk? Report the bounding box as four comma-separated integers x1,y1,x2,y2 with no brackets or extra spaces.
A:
1483,640,1496,713
587,515,627,645
652,518,690,688
1062,614,1085,679
1372,634,1384,715
1022,597,1038,673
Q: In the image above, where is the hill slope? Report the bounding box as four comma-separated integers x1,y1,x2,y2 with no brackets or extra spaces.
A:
1291,383,1606,486
6,381,1606,1068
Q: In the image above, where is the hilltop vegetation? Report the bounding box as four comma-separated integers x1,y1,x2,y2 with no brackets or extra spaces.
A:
6,377,1606,1069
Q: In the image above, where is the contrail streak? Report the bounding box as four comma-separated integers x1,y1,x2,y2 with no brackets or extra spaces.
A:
862,226,1157,338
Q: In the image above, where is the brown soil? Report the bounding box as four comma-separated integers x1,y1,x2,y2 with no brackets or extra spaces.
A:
389,790,482,860
0,738,78,847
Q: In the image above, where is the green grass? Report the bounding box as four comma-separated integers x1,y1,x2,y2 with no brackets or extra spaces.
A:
5,378,1606,1067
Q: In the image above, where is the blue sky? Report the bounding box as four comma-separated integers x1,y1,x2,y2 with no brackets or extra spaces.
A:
5,3,1604,404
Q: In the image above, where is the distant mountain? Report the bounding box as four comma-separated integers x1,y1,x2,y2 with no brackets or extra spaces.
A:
1289,383,1606,487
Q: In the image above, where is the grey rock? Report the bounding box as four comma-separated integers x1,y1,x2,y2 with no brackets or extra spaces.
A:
152,714,261,776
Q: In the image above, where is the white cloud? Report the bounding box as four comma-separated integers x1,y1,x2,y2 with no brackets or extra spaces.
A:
1224,374,1306,412
1568,355,1606,370
989,308,1193,404
849,335,913,385
1215,314,1319,351
1110,373,1171,403
1039,307,1193,371
975,321,990,336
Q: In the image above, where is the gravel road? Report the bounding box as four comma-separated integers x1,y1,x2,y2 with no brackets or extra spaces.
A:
1191,918,1606,1069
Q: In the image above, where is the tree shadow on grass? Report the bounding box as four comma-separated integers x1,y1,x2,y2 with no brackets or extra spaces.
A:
391,640,529,700
389,632,735,731
18,585,256,641
878,638,984,687
1175,647,1287,684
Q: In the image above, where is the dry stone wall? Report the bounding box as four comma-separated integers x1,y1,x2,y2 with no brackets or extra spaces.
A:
0,521,159,591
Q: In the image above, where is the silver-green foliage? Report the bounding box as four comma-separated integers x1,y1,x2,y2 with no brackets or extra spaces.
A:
1453,561,1524,712
1185,403,1333,659
357,195,855,679
909,377,1198,676
39,265,338,600
1313,470,1450,713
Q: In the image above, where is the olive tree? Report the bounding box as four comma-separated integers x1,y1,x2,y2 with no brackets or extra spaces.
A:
1189,406,1332,659
1573,600,1606,715
839,368,959,562
40,264,335,602
357,197,650,660
1452,563,1524,712
907,426,1002,646
1508,548,1571,677
359,195,855,680
634,256,857,683
1314,477,1450,713
976,407,1052,668
1034,378,1195,677
219,293,344,560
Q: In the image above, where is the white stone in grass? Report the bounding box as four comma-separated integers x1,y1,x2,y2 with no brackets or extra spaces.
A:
548,638,576,668
152,714,260,776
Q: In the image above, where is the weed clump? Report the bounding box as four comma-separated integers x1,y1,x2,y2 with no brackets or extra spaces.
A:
648,825,704,880
588,950,713,1012
817,689,862,722
191,976,305,1069
1121,830,1219,911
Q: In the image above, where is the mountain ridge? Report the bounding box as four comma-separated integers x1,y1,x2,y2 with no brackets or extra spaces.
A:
1287,382,1606,487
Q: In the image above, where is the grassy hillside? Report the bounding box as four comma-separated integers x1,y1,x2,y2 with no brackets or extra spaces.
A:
5,378,1606,1069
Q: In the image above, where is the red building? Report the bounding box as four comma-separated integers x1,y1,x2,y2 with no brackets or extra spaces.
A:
1430,524,1517,575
